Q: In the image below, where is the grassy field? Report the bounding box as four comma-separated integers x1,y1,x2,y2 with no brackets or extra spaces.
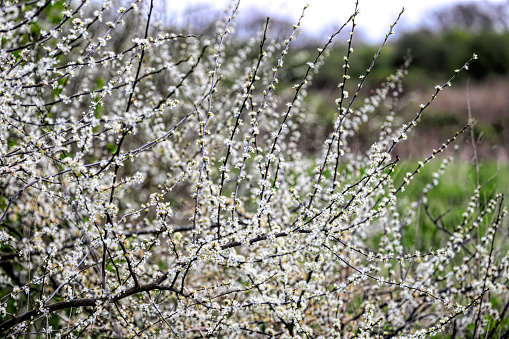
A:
391,159,509,252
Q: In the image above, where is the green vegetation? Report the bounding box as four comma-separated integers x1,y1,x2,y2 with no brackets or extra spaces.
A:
392,159,509,251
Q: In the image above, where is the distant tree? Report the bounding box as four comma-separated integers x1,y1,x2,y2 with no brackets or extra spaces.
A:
391,28,509,81
428,1,509,32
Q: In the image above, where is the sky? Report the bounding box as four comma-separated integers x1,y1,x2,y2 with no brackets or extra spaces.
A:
157,0,507,43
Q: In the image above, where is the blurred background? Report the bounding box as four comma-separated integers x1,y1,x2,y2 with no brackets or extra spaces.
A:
151,0,509,162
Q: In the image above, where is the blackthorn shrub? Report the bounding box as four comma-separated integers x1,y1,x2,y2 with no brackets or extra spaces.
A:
0,0,507,337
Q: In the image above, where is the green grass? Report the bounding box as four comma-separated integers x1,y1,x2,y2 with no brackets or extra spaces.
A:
391,159,509,252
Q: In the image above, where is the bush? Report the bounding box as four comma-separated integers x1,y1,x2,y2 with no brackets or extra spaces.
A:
0,1,507,338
